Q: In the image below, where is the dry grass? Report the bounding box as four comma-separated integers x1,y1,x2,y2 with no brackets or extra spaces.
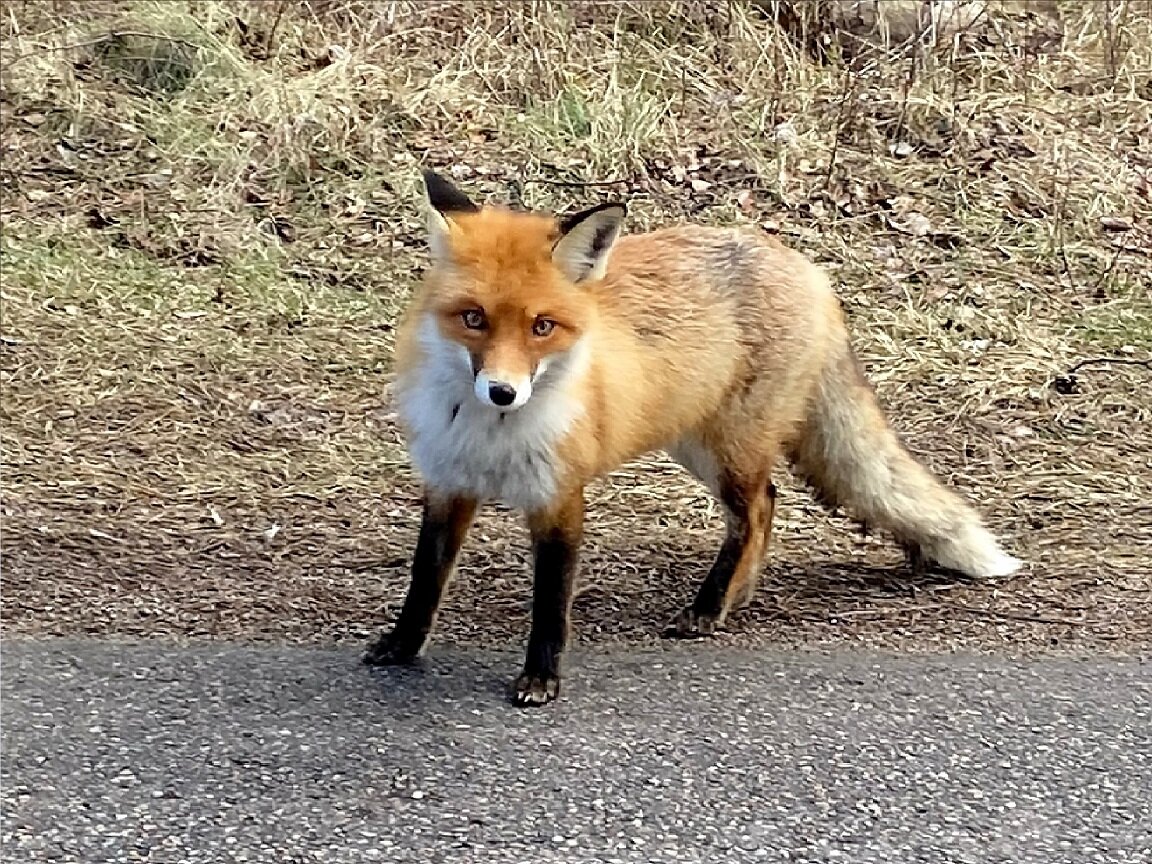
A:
1,0,1150,654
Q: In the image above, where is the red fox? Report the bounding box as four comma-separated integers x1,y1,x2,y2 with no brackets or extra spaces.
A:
364,171,1023,706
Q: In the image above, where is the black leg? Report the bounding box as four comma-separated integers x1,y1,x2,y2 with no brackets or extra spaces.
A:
665,475,773,638
363,492,477,665
672,531,746,635
512,491,584,706
903,540,928,578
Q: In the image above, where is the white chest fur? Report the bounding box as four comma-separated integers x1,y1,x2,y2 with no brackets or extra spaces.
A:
394,317,587,512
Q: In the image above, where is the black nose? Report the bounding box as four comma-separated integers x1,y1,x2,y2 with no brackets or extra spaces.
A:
488,383,516,406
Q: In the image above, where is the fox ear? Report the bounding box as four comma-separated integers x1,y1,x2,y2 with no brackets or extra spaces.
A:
424,170,478,215
422,170,479,262
552,203,626,283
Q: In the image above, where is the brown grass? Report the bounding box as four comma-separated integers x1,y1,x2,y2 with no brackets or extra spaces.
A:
1,0,1150,654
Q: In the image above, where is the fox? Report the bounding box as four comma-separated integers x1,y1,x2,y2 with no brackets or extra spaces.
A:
363,170,1023,707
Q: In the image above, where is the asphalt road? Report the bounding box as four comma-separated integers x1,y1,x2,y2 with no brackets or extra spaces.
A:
2,639,1150,864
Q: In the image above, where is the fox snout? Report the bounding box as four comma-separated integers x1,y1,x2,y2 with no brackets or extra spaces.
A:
486,380,518,406
473,369,533,410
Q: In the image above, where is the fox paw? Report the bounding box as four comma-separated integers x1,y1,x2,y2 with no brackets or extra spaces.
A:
361,632,422,667
511,671,560,707
664,606,721,639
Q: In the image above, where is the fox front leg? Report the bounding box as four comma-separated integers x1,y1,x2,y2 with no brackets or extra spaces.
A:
363,492,477,665
513,491,584,707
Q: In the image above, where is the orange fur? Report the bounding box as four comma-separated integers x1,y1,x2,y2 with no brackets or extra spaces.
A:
372,173,1023,705
395,192,1022,582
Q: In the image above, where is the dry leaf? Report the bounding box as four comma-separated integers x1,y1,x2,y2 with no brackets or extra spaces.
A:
1099,216,1133,232
891,212,933,237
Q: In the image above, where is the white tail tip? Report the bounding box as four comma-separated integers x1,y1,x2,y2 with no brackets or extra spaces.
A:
925,525,1024,581
980,551,1024,580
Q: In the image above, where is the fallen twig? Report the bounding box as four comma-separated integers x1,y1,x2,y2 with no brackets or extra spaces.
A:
527,177,633,188
1088,243,1125,298
1066,357,1152,375
943,602,1089,627
7,30,203,68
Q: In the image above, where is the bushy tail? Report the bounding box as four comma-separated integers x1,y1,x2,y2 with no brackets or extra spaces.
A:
790,342,1022,580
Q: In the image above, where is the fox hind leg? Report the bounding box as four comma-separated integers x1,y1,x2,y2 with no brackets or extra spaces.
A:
665,471,776,639
734,481,777,610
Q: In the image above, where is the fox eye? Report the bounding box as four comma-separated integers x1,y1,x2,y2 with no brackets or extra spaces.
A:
532,317,556,337
461,309,486,330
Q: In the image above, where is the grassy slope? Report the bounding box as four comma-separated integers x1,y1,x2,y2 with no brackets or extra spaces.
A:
1,0,1149,651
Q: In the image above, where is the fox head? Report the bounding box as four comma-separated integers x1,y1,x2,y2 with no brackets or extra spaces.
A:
414,171,626,411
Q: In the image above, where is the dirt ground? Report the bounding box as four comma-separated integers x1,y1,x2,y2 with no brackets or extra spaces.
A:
1,1,1150,656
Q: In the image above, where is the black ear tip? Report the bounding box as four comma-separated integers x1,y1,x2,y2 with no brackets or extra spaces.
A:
421,169,450,196
558,201,628,236
423,169,479,214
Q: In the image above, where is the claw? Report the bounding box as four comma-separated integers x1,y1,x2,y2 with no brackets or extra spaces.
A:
362,632,422,666
664,606,721,639
511,672,560,707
